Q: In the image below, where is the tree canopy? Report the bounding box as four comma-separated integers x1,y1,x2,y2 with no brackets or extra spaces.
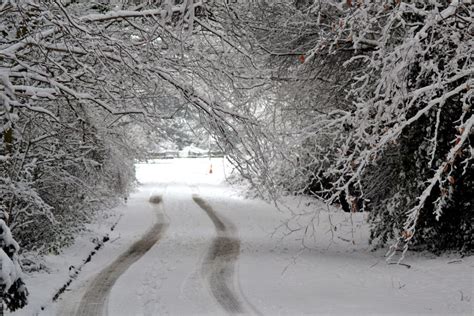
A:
0,0,472,283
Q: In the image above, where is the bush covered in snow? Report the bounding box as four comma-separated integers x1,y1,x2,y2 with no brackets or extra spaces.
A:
0,217,28,311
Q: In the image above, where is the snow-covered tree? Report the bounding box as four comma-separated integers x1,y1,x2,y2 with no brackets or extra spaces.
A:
206,0,473,255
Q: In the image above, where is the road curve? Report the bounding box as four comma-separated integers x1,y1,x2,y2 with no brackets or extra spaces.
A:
192,194,244,314
74,195,168,316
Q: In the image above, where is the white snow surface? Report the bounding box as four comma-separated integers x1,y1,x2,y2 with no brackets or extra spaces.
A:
0,250,18,291
13,158,473,315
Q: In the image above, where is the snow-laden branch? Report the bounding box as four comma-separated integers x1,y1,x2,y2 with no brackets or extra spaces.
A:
386,113,473,261
407,116,472,228
154,68,253,122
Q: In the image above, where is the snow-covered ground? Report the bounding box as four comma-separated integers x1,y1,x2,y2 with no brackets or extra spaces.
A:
14,158,473,315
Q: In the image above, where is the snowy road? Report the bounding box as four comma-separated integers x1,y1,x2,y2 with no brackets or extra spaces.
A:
193,194,245,313
45,158,473,316
58,159,256,315
73,190,249,315
75,196,168,316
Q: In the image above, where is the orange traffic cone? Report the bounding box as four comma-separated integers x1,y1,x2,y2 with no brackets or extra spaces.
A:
209,164,213,174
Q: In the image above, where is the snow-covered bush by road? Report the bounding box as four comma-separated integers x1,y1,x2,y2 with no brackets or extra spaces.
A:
0,218,28,312
0,219,20,291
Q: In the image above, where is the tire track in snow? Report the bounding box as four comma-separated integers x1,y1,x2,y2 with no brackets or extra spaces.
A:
74,195,168,316
192,194,244,314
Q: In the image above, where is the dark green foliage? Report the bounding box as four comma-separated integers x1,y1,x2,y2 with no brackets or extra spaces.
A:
366,96,473,253
3,279,28,312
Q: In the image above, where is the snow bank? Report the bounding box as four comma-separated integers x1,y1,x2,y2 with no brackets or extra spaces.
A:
0,250,19,291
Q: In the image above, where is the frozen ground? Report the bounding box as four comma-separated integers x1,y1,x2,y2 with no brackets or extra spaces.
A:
14,158,473,315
